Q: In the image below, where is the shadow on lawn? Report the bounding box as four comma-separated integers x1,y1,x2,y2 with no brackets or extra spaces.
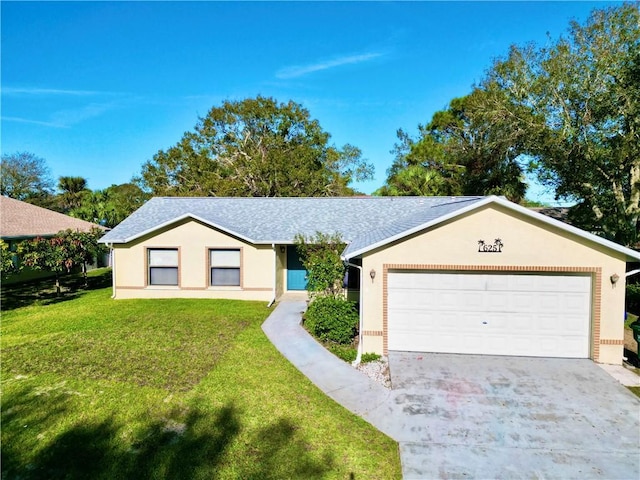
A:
2,386,334,479
1,270,112,311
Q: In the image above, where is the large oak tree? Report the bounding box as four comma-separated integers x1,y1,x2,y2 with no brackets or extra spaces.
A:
138,96,373,197
485,3,639,245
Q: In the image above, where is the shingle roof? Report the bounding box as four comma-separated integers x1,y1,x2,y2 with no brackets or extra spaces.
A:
0,196,105,239
530,207,570,223
99,196,485,256
98,195,640,261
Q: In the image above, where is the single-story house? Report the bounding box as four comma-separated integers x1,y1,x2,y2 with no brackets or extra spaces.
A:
1,196,107,281
99,195,640,365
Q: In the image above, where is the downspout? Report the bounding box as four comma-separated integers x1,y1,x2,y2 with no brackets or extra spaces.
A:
626,269,640,278
107,243,116,299
267,243,277,307
345,261,364,366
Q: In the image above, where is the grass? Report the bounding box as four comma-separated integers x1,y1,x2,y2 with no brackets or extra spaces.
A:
1,270,401,479
625,312,638,328
628,387,640,398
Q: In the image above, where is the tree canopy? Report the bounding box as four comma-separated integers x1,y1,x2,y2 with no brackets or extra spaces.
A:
376,88,529,202
0,152,54,203
70,183,149,228
57,176,90,213
0,240,17,280
378,3,639,246
18,228,105,293
484,3,639,245
138,96,374,197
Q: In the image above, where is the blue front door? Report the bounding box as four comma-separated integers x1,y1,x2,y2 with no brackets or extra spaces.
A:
286,246,308,290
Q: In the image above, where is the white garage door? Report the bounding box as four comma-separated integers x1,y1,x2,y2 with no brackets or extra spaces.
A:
388,272,591,358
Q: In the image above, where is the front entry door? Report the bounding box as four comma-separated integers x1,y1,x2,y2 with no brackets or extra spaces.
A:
286,246,308,290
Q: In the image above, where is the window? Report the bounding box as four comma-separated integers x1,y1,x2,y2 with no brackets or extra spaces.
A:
148,248,179,286
210,249,240,286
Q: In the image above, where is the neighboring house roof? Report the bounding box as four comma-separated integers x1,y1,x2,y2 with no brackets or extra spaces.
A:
98,195,640,262
0,196,105,239
530,207,570,223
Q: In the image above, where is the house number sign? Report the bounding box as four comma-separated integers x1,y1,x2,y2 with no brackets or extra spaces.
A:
478,238,504,253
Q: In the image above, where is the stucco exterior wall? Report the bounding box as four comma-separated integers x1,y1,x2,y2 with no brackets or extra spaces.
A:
359,204,627,364
113,218,274,301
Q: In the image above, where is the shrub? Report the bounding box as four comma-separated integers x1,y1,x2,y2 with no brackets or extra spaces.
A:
294,232,346,298
361,352,381,364
305,296,358,344
328,343,357,363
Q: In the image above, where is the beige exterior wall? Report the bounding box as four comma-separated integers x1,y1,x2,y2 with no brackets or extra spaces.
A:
113,218,275,302
359,204,627,364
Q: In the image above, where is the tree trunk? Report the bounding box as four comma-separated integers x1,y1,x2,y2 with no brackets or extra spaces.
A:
55,274,61,296
83,262,88,288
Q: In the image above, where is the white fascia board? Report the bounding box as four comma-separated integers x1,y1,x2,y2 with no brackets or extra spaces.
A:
488,196,640,261
344,195,640,261
102,213,257,245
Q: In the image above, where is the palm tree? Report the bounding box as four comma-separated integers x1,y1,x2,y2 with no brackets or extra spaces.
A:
57,176,89,212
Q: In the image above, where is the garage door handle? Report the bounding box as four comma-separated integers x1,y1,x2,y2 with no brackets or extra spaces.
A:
482,321,488,325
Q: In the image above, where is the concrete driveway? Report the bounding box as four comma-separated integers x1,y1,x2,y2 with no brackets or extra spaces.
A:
389,351,640,479
262,302,639,479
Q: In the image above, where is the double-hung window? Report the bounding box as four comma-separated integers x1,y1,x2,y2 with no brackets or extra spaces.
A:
210,249,241,286
148,248,179,286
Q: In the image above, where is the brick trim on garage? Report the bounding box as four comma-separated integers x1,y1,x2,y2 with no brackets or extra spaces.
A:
381,264,602,361
362,330,384,336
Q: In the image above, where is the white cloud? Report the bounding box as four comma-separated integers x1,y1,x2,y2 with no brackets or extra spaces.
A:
276,52,384,79
50,102,116,126
2,102,118,129
2,87,120,96
1,116,68,128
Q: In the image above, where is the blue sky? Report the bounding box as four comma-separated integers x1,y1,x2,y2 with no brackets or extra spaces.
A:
1,1,615,202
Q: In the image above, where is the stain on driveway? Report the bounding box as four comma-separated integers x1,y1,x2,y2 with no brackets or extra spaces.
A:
388,352,640,479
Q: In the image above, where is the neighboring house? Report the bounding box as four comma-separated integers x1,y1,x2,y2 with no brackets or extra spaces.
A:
530,206,570,223
0,196,106,281
99,195,640,365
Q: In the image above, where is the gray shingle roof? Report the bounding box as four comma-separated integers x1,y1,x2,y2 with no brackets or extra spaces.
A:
98,195,640,261
99,196,485,257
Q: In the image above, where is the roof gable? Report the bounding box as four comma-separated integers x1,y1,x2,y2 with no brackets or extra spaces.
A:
343,196,640,261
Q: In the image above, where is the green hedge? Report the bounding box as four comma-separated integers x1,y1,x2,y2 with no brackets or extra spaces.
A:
305,296,358,344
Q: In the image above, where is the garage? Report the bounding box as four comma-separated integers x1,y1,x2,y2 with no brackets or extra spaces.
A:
387,271,592,358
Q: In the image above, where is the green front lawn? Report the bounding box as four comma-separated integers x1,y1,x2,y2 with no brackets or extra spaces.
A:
1,271,401,479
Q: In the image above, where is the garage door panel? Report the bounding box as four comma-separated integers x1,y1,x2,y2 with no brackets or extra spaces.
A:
510,313,534,330
388,272,591,358
511,292,531,309
564,293,590,311
538,292,563,311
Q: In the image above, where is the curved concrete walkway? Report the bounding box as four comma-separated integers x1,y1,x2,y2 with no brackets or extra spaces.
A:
262,300,640,480
261,300,398,438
